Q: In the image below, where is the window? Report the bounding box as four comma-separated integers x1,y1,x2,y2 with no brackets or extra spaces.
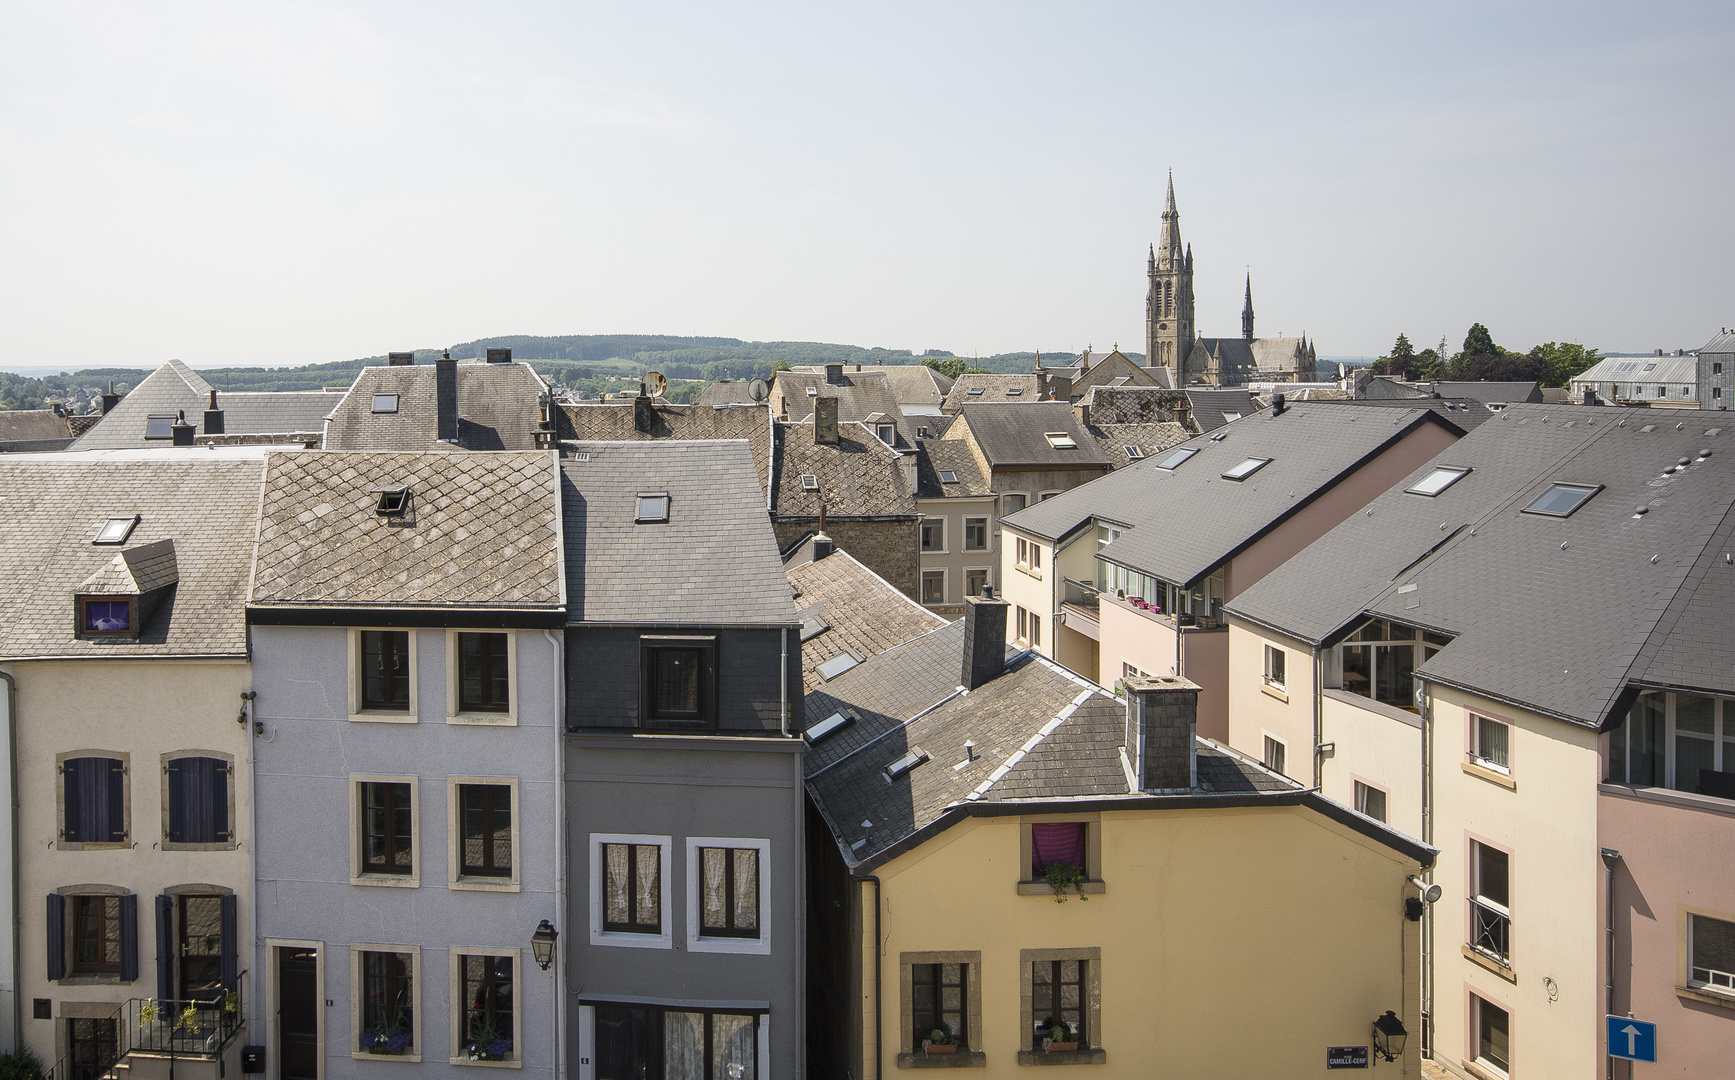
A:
67,1017,119,1080
357,948,417,1058
604,842,663,935
1471,714,1511,773
921,519,945,551
1715,362,1724,375
457,632,509,713
145,415,175,440
1221,457,1271,481
804,709,856,744
453,950,517,1063
1005,387,1023,397
456,783,513,880
70,896,121,973
800,474,818,491
640,636,717,727
1690,914,1735,994
375,487,410,516
79,598,133,636
1606,691,1735,797
61,756,126,846
1470,840,1511,964
963,518,988,551
1657,386,1666,397
885,749,929,780
1263,736,1286,776
636,493,670,523
1044,432,1078,450
1355,782,1387,823
1222,411,1243,423
1027,610,1041,648
913,963,968,1049
359,781,415,878
938,469,957,484
1121,661,1149,681
173,893,228,1001
1038,490,1061,501
164,755,231,846
1031,959,1087,1048
93,516,138,545
1002,493,1027,515
371,394,399,414
359,630,411,712
1154,446,1197,470
1472,995,1510,1076
1406,466,1470,497
1263,645,1286,690
1522,482,1600,517
687,839,766,951
816,653,858,681
1014,537,1042,574
921,571,946,605
877,423,895,444
964,568,988,598
1030,822,1086,877
1336,619,1442,712
591,1004,760,1080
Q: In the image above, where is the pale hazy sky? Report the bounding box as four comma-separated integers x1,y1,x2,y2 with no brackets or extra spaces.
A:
3,2,1731,367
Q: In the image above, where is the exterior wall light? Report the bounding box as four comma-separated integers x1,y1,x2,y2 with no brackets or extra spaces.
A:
531,920,559,970
1371,1011,1407,1062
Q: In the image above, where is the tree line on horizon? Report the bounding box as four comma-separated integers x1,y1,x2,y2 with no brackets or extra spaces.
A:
1375,325,1599,387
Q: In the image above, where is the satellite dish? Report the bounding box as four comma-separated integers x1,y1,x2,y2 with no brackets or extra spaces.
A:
748,378,770,403
643,371,668,397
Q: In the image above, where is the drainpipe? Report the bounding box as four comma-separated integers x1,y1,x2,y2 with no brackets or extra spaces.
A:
1419,676,1435,1059
1601,848,1621,1080
780,628,791,738
543,629,567,1080
849,874,883,1080
1,670,18,1052
1312,646,1324,789
241,686,258,1051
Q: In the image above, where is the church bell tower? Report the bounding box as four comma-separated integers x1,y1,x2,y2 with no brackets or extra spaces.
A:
1145,172,1195,374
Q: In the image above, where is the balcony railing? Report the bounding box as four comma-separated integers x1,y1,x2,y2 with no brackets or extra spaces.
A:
1469,898,1510,964
123,984,247,1058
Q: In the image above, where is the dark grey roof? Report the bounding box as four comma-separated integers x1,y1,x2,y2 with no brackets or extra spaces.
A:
563,440,797,626
875,365,953,407
1435,381,1543,403
250,451,564,611
1183,388,1259,431
694,381,761,407
953,403,1111,468
0,409,75,447
772,422,918,519
560,401,772,499
787,550,947,693
1081,386,1194,426
914,439,992,498
1337,397,1494,431
942,374,1039,413
1193,337,1316,379
71,360,336,449
1087,422,1192,466
1226,404,1735,728
0,456,264,658
774,370,914,446
323,363,549,452
1004,402,1457,588
1362,377,1430,400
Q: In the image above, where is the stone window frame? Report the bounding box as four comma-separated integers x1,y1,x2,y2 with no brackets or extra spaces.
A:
1017,946,1106,1065
349,942,423,1063
921,569,948,607
447,946,523,1068
895,950,984,1068
349,774,421,889
962,517,990,552
446,776,521,893
159,749,239,852
962,567,991,599
52,883,131,986
1016,813,1105,898
684,836,772,956
446,630,519,727
587,832,672,951
56,750,131,851
348,627,420,724
921,518,946,554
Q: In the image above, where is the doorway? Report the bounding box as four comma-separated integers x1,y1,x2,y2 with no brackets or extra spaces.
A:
67,1017,118,1080
178,895,225,1002
277,947,319,1080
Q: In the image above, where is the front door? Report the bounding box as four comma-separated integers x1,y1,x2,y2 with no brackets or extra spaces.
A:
68,1017,118,1080
277,947,319,1080
178,895,224,1002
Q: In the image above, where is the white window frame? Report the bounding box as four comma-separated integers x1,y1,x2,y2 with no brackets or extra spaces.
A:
1469,992,1511,1078
588,833,672,950
922,518,946,553
1353,780,1388,823
447,946,524,1067
963,567,990,598
877,422,896,444
963,517,989,552
921,569,947,606
1660,693,1732,793
1262,734,1287,777
446,630,519,726
685,837,772,955
1263,645,1286,691
1688,910,1735,995
350,775,421,888
349,627,420,724
350,943,423,1063
1470,713,1513,776
447,776,521,893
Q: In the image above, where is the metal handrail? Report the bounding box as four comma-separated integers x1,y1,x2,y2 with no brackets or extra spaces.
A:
121,978,247,1059
1469,897,1510,963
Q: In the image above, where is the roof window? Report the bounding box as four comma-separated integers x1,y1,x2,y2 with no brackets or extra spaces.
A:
805,708,858,744
800,617,829,642
877,423,896,444
1044,432,1078,450
1154,446,1198,470
805,386,819,397
374,487,411,517
145,415,176,440
1221,457,1271,481
635,493,671,524
817,653,859,681
94,515,139,545
1522,482,1601,518
1406,466,1470,498
1223,411,1243,423
1125,446,1145,460
801,474,819,492
939,470,958,484
967,388,984,396
1006,388,1023,397
371,393,399,414
884,748,929,780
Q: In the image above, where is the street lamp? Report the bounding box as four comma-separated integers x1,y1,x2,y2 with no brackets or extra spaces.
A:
531,920,559,970
1371,1011,1408,1063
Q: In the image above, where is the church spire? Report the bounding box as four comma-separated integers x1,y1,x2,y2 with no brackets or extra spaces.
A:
1156,170,1183,270
1241,271,1255,341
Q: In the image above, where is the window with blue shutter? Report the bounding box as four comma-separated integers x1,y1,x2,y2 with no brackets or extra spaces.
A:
166,757,229,844
62,757,125,844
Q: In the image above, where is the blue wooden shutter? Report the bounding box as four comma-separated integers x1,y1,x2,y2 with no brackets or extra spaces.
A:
154,894,173,1002
119,894,139,983
170,759,230,844
219,895,238,989
45,894,64,981
212,761,230,842
166,759,185,843
104,759,125,842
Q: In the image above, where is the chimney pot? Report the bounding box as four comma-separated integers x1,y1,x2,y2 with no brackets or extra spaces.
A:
101,381,120,414
814,397,840,445
1126,675,1200,792
203,388,226,435
171,410,196,446
1272,393,1287,415
961,592,1010,690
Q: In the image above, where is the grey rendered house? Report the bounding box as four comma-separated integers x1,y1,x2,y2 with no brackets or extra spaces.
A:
560,440,805,1080
247,450,567,1080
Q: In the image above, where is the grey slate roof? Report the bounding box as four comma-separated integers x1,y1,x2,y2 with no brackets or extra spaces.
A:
0,409,76,449
1004,402,1456,588
787,550,948,693
694,381,761,408
1702,330,1735,355
1080,386,1194,426
71,360,337,449
1225,404,1735,728
942,374,1039,413
953,402,1111,468
1087,422,1192,466
1338,397,1493,431
560,401,773,498
563,440,798,626
0,456,264,658
1184,388,1259,431
1193,337,1315,379
773,422,917,519
774,370,914,446
914,439,992,498
323,363,550,452
250,451,563,611
1436,381,1544,403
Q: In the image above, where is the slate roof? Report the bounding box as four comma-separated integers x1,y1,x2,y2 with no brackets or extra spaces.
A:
1184,388,1259,431
942,374,1040,413
787,550,948,693
1571,356,1698,390
914,439,992,498
1087,422,1192,466
1362,377,1430,400
323,362,550,452
1080,386,1194,426
80,539,179,595
1050,350,1162,395
0,409,75,449
1004,402,1457,588
1435,381,1544,403
72,360,337,449
0,456,264,658
952,403,1111,468
773,422,917,519
563,440,798,626
1192,337,1316,379
1225,404,1735,728
774,370,914,446
694,381,762,407
560,401,773,497
250,451,563,611
1337,397,1493,431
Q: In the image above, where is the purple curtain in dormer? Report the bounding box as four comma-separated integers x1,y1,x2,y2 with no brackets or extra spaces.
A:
1031,822,1086,873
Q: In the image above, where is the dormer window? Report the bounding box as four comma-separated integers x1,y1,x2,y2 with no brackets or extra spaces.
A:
1125,446,1145,460
80,598,133,635
1044,432,1078,450
371,394,400,414
636,493,670,524
94,516,138,545
144,415,176,440
877,423,895,444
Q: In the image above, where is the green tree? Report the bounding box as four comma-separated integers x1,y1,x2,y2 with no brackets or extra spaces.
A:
922,356,969,381
1526,342,1600,387
1381,333,1415,377
1460,323,1499,360
1410,348,1442,381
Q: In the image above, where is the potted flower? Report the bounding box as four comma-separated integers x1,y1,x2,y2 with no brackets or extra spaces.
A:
1042,1019,1079,1053
1043,859,1088,903
464,1017,513,1062
922,1027,958,1055
361,1010,413,1056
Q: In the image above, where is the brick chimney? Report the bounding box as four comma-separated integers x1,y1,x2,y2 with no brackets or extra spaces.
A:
436,350,459,443
814,397,839,445
203,389,225,435
1125,675,1199,793
961,587,1009,690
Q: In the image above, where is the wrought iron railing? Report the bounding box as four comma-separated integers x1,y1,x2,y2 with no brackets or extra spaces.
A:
1469,898,1510,963
122,979,247,1059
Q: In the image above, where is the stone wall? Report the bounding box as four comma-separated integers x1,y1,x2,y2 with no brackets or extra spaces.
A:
775,517,920,599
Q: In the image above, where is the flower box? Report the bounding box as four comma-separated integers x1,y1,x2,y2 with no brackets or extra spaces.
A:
924,1044,957,1055
1045,1042,1079,1053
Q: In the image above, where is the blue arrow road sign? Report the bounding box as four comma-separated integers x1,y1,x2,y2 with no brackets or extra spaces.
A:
1607,1015,1657,1063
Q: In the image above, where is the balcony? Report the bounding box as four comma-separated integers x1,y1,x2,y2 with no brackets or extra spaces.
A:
47,986,248,1080
1059,579,1100,641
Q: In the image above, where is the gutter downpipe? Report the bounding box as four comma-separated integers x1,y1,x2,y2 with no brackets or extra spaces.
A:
780,627,791,737
1,671,17,1051
1419,675,1435,1060
544,629,567,1080
243,685,258,1053
1602,847,1621,1080
850,874,882,1080
1312,646,1324,789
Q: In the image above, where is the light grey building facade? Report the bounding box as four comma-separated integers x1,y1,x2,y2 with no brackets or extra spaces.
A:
1699,329,1734,411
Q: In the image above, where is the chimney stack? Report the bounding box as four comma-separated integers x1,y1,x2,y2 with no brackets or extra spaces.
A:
171,410,196,447
1048,373,1072,402
824,363,845,386
1583,386,1598,407
387,352,415,366
436,350,459,443
814,397,840,445
1126,675,1199,793
812,504,835,561
203,389,226,435
1272,392,1287,416
101,381,120,414
486,347,512,364
961,587,1009,690
633,380,656,434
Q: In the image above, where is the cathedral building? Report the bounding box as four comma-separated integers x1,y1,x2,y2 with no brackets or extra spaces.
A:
1145,174,1317,387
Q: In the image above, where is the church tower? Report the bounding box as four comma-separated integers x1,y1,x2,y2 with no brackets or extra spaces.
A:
1145,172,1195,373
1241,272,1255,340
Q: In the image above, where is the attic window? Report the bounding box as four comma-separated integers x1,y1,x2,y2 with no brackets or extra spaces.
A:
1221,457,1271,481
1223,411,1243,423
1125,446,1145,460
1406,466,1470,497
1005,388,1023,397
144,415,176,440
636,493,671,524
374,487,411,516
806,386,819,397
805,709,858,744
1522,482,1601,518
877,423,896,444
371,393,399,414
80,597,133,635
939,470,958,484
1154,446,1198,470
94,516,139,545
1044,432,1078,450
968,388,984,396
801,474,819,492
817,653,859,681
800,617,829,642
884,748,929,780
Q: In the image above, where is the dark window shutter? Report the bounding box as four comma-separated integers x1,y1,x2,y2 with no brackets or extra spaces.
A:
119,894,139,982
45,894,64,981
219,895,238,989
105,759,125,842
167,759,185,843
213,762,231,842
62,759,81,842
154,895,173,1002
169,758,227,844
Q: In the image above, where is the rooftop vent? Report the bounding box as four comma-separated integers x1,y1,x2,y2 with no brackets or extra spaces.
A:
825,363,846,385
171,411,196,446
815,397,840,446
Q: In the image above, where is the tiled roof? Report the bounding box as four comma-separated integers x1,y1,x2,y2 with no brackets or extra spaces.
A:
942,374,1039,413
0,457,264,658
80,540,179,595
914,439,992,498
694,381,762,407
1435,381,1544,403
876,365,954,406
323,363,550,452
560,401,772,499
1183,388,1259,431
564,440,797,626
774,370,914,446
1086,422,1192,466
952,403,1111,468
787,550,948,693
1338,397,1493,431
772,422,917,519
250,451,563,610
0,409,75,445
72,360,337,449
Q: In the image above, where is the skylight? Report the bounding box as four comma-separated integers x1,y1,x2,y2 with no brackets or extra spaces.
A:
145,415,175,440
94,515,138,545
817,653,859,681
1125,446,1145,460
1522,482,1601,517
1222,411,1243,423
805,709,858,744
1044,432,1078,450
1154,446,1198,470
939,470,958,484
967,387,984,396
805,386,818,396
884,748,930,780
636,493,671,523
801,474,819,491
1221,457,1271,481
1405,466,1470,498
1006,388,1023,396
375,487,411,516
371,393,399,414
800,617,829,642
